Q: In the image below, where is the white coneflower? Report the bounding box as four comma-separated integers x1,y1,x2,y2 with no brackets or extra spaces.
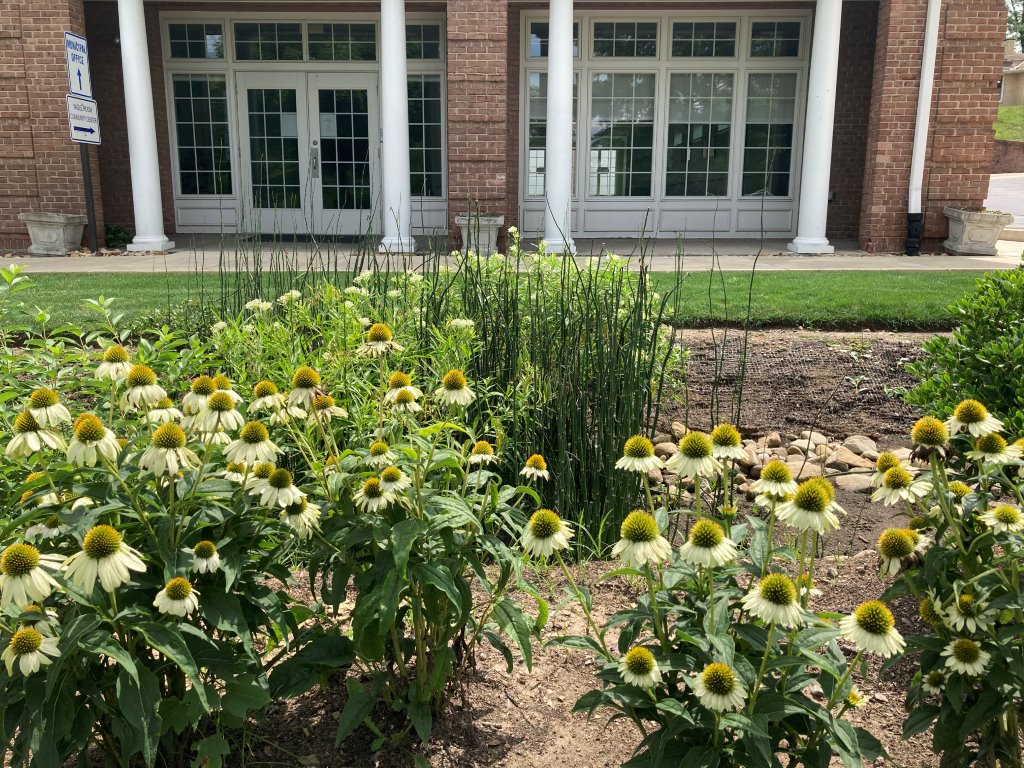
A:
921,670,946,695
27,387,71,428
197,429,231,446
66,414,119,467
468,440,498,466
384,372,424,404
120,365,167,411
877,528,916,577
308,393,347,424
358,323,404,357
269,404,306,424
192,391,245,434
846,689,867,709
281,498,321,540
2,628,58,676
777,479,841,534
146,397,184,424
918,592,946,628
615,435,663,474
244,298,272,313
353,477,395,513
871,466,932,506
288,366,322,409
435,369,476,407
278,289,302,305
191,540,222,574
222,462,248,484
751,460,798,500
679,519,737,568
250,380,287,413
25,513,69,541
871,452,910,487
96,344,132,382
910,417,951,460
945,399,1003,438
245,462,276,490
251,468,305,509
0,543,62,609
946,593,996,634
796,573,823,600
521,509,573,558
378,466,411,494
6,411,66,459
183,375,217,415
211,374,242,404
224,422,280,466
611,510,673,568
18,472,57,509
618,646,662,688
153,577,200,617
520,453,551,481
966,433,1023,466
710,423,747,461
740,573,804,628
366,440,396,469
980,504,1024,534
139,423,200,477
941,638,991,676
666,431,722,479
694,663,747,712
62,525,146,592
838,600,905,658
391,387,422,413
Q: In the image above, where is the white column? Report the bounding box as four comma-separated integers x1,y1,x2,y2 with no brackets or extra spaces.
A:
787,0,843,254
543,0,575,254
379,0,415,254
117,0,174,252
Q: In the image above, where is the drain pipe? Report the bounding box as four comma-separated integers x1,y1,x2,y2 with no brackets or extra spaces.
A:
906,0,943,255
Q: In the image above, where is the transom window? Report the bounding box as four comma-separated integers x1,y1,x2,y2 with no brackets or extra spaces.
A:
172,74,232,195
592,22,658,58
671,22,736,58
742,73,797,196
528,22,580,58
589,73,656,196
308,23,377,62
406,24,442,60
750,21,801,57
234,23,303,61
666,73,733,197
169,24,224,60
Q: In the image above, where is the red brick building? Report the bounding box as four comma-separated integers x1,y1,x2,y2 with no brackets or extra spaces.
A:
0,0,1007,254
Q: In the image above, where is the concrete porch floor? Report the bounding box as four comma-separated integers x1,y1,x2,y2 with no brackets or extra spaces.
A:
4,233,1021,273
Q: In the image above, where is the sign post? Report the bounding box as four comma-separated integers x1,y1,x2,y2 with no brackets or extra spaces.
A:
64,32,100,254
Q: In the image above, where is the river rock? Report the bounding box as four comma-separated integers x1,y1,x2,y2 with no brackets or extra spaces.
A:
834,473,873,494
671,422,687,440
827,446,874,471
786,460,822,480
799,430,829,447
843,435,878,456
654,441,678,459
766,431,783,448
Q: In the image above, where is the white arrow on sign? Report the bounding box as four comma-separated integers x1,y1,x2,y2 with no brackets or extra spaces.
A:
65,31,93,100
67,95,101,145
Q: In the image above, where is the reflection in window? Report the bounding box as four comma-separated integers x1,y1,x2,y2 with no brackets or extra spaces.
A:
169,24,224,60
406,24,442,59
589,73,656,196
234,23,303,61
408,75,444,197
592,22,658,57
247,88,301,208
665,73,733,197
172,74,232,195
742,73,797,197
526,72,578,196
528,22,580,57
318,89,372,210
750,22,801,57
308,23,377,61
671,22,736,57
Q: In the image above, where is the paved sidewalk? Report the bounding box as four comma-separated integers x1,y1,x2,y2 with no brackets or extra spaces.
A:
3,235,1021,274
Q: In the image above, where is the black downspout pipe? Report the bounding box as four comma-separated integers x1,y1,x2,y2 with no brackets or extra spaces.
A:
906,212,924,256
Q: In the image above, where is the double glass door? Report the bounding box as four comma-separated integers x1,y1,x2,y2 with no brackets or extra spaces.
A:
237,72,379,235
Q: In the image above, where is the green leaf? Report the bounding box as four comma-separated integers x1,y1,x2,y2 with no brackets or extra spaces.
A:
116,664,162,768
134,621,209,709
336,680,376,745
222,674,271,721
82,630,138,684
491,597,534,670
903,704,940,738
201,591,251,644
269,632,355,698
191,733,231,768
958,689,1004,738
390,518,426,576
681,746,720,768
408,698,432,744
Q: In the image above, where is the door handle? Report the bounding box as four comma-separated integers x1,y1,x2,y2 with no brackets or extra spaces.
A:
311,146,320,179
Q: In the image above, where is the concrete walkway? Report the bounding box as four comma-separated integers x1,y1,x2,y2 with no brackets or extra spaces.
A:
3,233,1021,273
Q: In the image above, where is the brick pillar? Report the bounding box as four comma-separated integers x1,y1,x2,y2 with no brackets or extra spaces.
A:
446,0,510,247
0,0,105,249
860,0,1004,254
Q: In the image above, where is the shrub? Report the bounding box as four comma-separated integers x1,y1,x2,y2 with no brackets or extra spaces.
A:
907,269,1024,434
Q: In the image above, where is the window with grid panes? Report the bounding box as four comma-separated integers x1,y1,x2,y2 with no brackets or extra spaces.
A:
528,21,580,57
592,22,658,57
588,72,656,196
670,22,736,57
526,71,578,197
665,73,733,197
406,24,441,59
234,23,303,61
169,24,224,60
750,21,801,57
308,23,377,61
742,73,797,196
172,74,232,195
408,75,444,197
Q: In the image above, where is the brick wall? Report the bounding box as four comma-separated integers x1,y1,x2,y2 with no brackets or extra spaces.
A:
0,0,104,250
446,0,510,247
860,0,1005,253
827,4,877,240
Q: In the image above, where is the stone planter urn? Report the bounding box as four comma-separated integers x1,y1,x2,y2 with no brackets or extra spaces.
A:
943,207,1014,256
18,213,88,256
455,213,504,256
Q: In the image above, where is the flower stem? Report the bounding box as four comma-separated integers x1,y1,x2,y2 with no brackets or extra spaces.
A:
747,622,776,715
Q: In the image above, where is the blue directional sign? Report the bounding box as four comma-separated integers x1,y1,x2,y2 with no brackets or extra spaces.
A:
67,95,101,145
65,32,93,99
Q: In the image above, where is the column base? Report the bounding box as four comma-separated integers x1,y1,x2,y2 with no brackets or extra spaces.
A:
127,235,175,252
541,236,577,256
378,235,417,255
786,237,834,254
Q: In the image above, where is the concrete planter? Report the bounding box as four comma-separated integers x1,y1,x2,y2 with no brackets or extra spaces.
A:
943,207,1013,256
18,213,88,256
455,213,504,256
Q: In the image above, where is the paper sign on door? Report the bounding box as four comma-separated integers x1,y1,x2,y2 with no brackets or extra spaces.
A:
319,114,338,139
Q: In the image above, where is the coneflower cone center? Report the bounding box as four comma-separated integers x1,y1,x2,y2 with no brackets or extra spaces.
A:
912,417,948,446
253,380,278,398
43,514,62,529
367,323,393,342
10,628,42,654
126,365,157,387
926,671,945,686
948,482,971,499
253,463,274,479
680,433,713,459
794,482,829,513
312,394,335,411
854,601,894,635
878,529,914,559
207,392,234,412
292,366,321,388
381,467,401,483
759,574,796,605
74,415,106,442
624,436,654,458
919,598,942,625
268,469,293,489
621,511,659,543
389,372,411,389
993,505,1020,524
710,424,741,447
395,389,415,404
702,664,735,694
369,441,389,457
690,520,724,548
193,540,216,559
212,375,232,390
191,376,216,395
625,647,655,675
1,544,40,576
529,510,560,539
975,434,1006,454
526,454,547,470
29,388,59,408
165,577,192,600
362,479,384,498
442,370,467,390
951,639,980,663
954,399,987,424
957,595,976,615
83,526,122,559
471,441,493,456
241,422,269,444
761,461,792,484
14,412,41,433
875,453,900,472
103,345,129,363
153,424,187,449
883,467,912,490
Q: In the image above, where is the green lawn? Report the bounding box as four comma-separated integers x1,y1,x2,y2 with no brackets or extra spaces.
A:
995,105,1024,142
2,269,989,332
